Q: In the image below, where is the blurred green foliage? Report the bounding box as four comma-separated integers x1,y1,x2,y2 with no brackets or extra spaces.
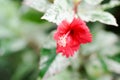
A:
0,0,120,80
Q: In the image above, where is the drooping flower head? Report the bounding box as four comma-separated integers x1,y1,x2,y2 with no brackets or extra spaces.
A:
54,17,92,58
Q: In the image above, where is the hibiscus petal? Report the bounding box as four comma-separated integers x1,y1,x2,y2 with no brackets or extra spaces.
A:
54,17,92,58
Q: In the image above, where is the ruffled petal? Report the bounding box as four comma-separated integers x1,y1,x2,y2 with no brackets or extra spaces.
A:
54,17,92,58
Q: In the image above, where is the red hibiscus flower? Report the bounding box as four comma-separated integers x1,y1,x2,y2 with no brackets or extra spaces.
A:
54,17,92,58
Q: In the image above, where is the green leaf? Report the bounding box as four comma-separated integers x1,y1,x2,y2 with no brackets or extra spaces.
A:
81,28,119,56
40,49,66,79
24,0,52,12
85,55,105,79
42,0,74,24
97,54,108,72
101,0,120,10
42,54,71,80
105,58,120,74
84,0,103,5
40,48,56,78
79,11,118,26
45,69,80,80
109,53,120,63
78,1,118,26
0,48,39,80
40,48,79,79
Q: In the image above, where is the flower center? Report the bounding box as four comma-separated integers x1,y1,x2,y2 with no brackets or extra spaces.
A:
58,31,70,47
58,35,67,47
